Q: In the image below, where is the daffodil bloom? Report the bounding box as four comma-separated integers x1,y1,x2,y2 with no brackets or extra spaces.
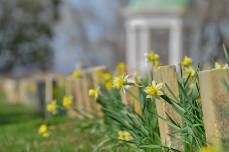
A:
118,131,133,141
182,56,192,67
104,72,112,81
184,67,196,77
144,80,163,98
113,75,128,90
117,63,126,71
38,124,49,137
116,63,127,76
200,147,218,152
144,52,161,67
145,52,159,63
47,100,57,114
105,81,113,90
72,71,81,80
62,95,73,109
215,62,229,69
89,87,100,99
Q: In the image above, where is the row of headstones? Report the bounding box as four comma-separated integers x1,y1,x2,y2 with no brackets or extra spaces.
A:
1,77,41,105
0,74,65,115
122,65,229,150
1,65,228,148
0,66,106,116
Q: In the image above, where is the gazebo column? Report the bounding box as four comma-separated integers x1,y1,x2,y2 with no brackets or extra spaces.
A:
126,24,137,73
169,19,182,66
139,25,150,72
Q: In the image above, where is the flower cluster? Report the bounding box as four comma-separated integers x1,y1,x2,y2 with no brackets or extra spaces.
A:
41,95,74,137
214,62,229,69
37,48,229,151
95,70,113,90
181,56,196,78
46,95,74,116
145,52,161,67
116,63,127,76
103,72,113,90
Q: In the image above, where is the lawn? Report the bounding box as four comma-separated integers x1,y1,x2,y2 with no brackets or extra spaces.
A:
0,93,105,152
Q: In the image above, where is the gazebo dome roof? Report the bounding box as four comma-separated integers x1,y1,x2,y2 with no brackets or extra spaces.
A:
128,0,190,13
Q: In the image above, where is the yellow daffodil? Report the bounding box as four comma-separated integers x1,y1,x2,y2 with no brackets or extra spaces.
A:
200,147,218,152
184,67,196,77
113,75,128,90
72,71,81,80
47,100,57,114
144,52,161,67
104,72,112,81
38,124,49,137
118,131,133,141
62,95,73,109
117,63,126,71
89,87,100,99
144,80,163,98
116,63,127,76
182,56,192,67
214,62,229,69
145,52,159,63
105,81,113,90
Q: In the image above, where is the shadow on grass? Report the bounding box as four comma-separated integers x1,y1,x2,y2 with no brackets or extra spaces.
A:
0,111,39,125
0,93,42,126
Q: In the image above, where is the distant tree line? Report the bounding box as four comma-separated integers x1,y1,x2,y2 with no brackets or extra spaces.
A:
0,0,61,74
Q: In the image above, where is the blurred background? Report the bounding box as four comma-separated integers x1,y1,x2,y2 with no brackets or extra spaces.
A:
0,0,229,151
0,0,229,76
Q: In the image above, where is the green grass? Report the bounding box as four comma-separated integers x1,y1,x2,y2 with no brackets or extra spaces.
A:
0,93,104,152
0,92,143,152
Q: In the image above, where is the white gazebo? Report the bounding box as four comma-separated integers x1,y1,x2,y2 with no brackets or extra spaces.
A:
125,0,195,72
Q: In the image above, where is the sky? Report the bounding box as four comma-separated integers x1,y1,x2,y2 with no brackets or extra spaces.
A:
52,0,122,73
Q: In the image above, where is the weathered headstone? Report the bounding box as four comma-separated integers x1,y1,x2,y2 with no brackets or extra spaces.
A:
3,79,18,104
154,65,182,149
200,69,229,148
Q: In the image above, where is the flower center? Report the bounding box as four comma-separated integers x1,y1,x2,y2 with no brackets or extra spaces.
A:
148,87,158,96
